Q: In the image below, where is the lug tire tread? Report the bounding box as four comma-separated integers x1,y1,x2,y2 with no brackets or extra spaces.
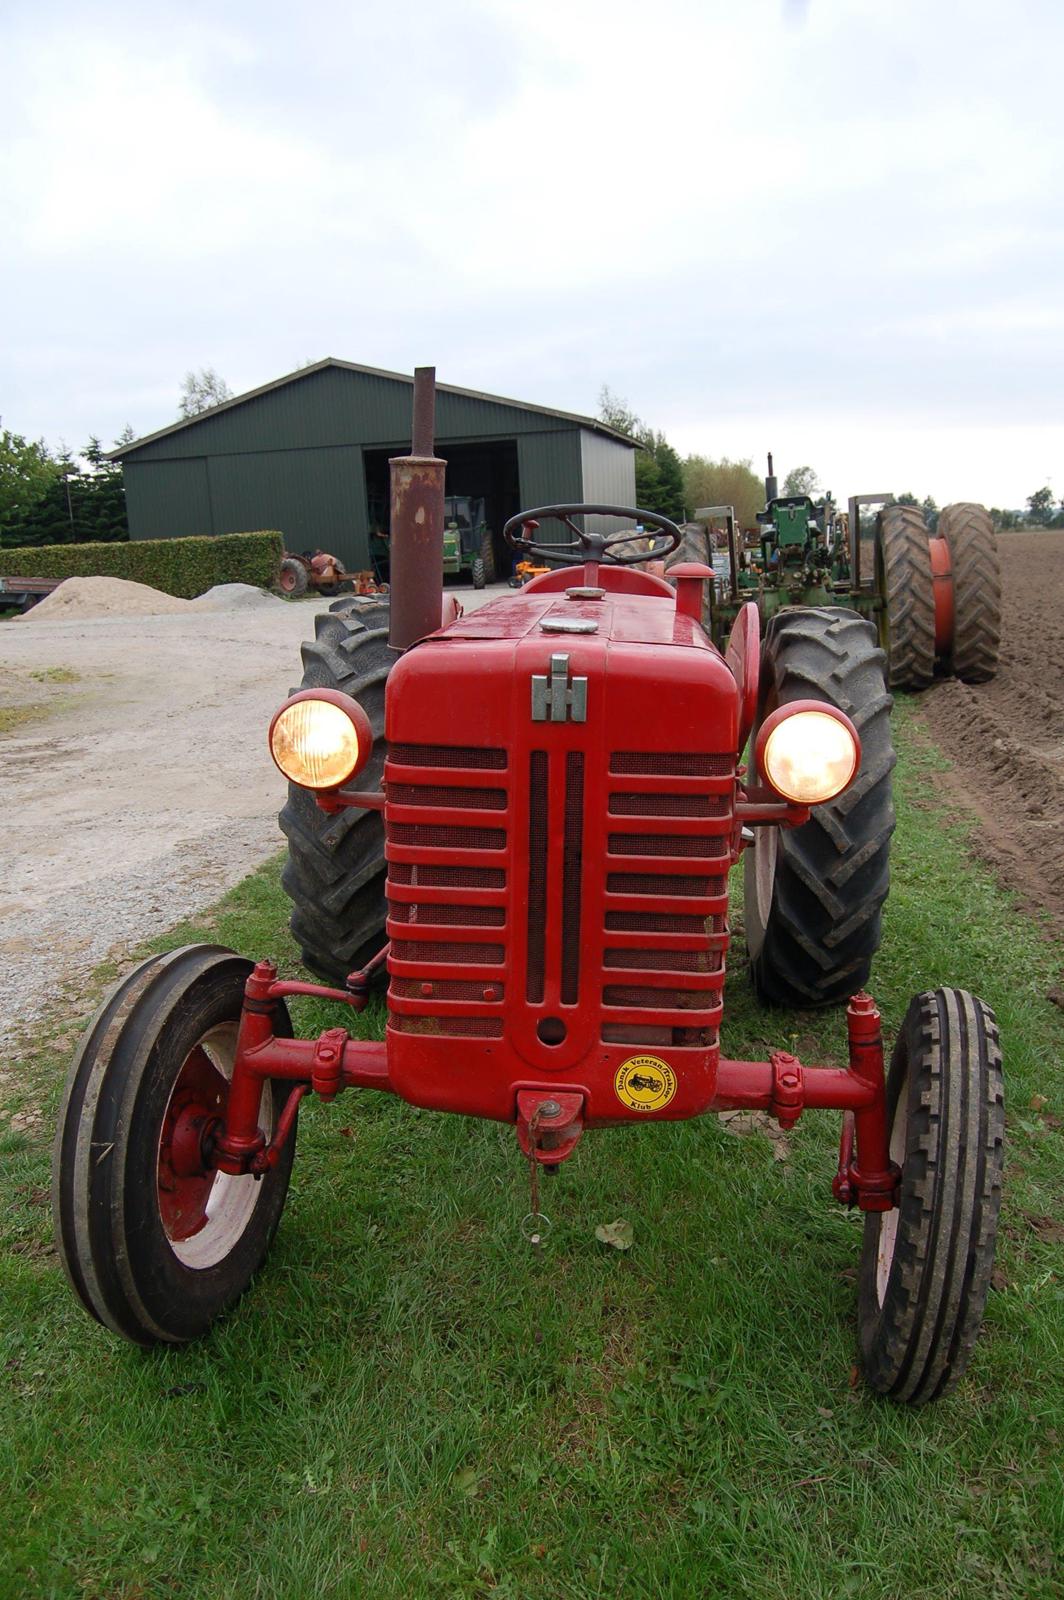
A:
745,608,896,1007
858,987,1004,1402
939,502,1001,684
52,947,295,1346
278,557,309,598
278,602,392,984
878,504,935,690
479,529,496,585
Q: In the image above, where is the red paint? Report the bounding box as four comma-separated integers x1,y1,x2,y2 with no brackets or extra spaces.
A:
382,579,738,1124
725,602,760,751
215,554,901,1222
515,1090,585,1163
522,565,674,599
928,534,954,657
668,561,713,622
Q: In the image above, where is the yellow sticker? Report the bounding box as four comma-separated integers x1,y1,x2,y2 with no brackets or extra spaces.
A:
614,1054,677,1113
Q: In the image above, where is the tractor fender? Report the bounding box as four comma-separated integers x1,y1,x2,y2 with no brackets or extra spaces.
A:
726,601,760,751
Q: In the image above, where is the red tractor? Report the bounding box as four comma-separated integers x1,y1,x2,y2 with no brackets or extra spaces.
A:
54,372,1003,1403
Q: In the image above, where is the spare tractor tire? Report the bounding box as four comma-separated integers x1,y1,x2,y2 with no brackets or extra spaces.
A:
938,502,1001,684
278,557,309,598
279,600,392,985
745,607,896,1008
875,504,935,690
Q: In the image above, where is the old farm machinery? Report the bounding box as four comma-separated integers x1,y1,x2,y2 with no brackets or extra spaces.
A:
54,372,1004,1403
441,494,496,589
277,549,389,600
676,456,1002,690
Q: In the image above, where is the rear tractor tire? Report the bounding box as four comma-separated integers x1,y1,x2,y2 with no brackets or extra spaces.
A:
939,502,1001,684
858,987,1004,1402
478,529,496,586
278,557,309,598
876,504,935,690
745,607,896,1007
52,947,296,1346
279,599,392,986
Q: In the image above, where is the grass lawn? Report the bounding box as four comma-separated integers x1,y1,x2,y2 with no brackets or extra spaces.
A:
1,700,1062,1599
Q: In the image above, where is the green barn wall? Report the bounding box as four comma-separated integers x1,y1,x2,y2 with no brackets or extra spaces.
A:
118,365,634,568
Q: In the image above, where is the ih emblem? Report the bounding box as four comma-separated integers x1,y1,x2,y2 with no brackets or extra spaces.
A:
531,652,588,723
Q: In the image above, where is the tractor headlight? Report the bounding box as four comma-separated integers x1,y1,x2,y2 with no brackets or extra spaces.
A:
268,690,373,791
756,701,860,805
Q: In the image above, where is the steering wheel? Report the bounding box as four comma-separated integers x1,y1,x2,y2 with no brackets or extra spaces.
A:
501,503,682,568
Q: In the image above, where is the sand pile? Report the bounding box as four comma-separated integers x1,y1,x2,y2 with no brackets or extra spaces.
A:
22,576,191,620
189,583,284,611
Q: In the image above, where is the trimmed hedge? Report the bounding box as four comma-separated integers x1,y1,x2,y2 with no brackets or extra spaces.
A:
0,531,283,599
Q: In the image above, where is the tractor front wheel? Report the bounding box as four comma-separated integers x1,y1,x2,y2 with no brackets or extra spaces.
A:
52,947,296,1346
858,987,1004,1402
471,557,486,589
745,607,896,1007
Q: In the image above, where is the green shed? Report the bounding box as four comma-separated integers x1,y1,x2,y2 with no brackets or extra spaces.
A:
110,360,639,576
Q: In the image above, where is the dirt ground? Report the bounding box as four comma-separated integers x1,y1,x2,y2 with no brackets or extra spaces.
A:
4,542,1056,1050
917,529,1064,936
0,582,507,1048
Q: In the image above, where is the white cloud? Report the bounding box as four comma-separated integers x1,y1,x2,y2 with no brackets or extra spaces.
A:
1,0,1061,503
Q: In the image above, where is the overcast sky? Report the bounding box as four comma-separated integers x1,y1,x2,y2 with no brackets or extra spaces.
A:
3,0,1061,508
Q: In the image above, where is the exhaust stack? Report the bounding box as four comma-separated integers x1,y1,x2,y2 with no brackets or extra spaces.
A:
765,451,778,505
388,366,446,651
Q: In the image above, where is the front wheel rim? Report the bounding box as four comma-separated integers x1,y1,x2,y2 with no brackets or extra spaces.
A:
156,1022,274,1270
753,826,778,937
874,1082,909,1306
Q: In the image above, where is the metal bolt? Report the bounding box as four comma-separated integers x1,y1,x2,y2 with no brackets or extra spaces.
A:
539,1100,562,1119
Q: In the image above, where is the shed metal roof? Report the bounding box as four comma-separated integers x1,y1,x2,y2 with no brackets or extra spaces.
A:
109,359,639,460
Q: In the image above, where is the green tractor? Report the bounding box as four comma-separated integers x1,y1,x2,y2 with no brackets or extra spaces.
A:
441,494,495,590
674,456,1002,690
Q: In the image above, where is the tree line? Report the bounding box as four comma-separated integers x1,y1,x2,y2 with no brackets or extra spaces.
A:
599,387,834,529
0,429,133,549
0,370,234,551
598,387,1052,535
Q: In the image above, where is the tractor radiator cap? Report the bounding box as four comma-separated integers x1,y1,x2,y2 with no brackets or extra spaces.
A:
565,586,605,601
541,617,599,635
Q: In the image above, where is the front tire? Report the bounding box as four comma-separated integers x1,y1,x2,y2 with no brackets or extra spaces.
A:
745,608,896,1007
858,988,1004,1402
52,947,296,1346
279,600,392,985
278,557,308,598
471,557,486,589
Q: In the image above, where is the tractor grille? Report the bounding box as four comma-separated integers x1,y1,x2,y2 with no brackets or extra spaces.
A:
386,745,509,1041
385,740,732,1053
600,751,731,1049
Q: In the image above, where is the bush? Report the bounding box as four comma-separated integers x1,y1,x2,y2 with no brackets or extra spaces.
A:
0,531,283,598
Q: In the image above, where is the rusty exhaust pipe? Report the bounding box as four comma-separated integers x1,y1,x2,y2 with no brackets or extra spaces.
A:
388,366,446,651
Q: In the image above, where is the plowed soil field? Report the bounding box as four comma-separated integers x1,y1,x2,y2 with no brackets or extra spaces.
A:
918,529,1064,933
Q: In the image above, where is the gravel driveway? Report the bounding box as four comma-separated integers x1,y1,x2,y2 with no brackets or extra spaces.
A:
0,583,508,1047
